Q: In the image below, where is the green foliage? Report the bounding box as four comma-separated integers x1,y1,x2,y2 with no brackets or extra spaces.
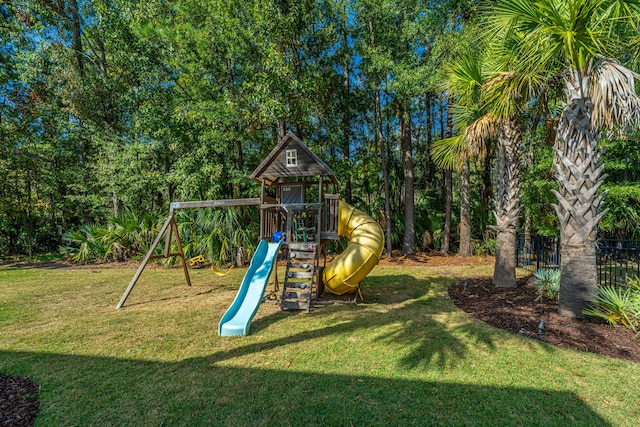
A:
60,225,109,263
532,268,560,300
583,283,640,331
520,135,559,237
14,0,640,263
599,185,640,239
176,207,259,266
473,238,495,256
61,210,162,263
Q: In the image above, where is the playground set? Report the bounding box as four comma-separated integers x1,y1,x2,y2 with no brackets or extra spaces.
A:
116,132,384,336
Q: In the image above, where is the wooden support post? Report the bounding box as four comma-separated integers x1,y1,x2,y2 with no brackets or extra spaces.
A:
317,176,323,244
171,216,191,287
259,181,265,240
116,214,174,309
286,208,292,244
164,214,173,258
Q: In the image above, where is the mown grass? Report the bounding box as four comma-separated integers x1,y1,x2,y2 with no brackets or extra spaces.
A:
1,263,638,426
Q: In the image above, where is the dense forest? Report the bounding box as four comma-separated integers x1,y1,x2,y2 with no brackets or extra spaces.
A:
2,0,640,263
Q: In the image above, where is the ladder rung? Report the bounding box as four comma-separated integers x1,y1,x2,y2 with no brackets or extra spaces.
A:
287,243,317,251
287,271,314,279
283,290,310,299
289,251,317,260
287,262,313,269
281,300,310,310
284,280,311,289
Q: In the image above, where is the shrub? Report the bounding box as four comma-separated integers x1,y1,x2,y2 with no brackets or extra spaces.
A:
60,210,162,263
532,268,560,301
473,238,496,256
583,285,640,331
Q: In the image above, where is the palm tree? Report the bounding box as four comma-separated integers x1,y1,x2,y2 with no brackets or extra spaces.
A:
433,49,525,288
487,0,640,317
431,53,486,259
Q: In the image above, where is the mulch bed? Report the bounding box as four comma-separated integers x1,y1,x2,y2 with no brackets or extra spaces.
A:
0,374,39,427
449,276,640,362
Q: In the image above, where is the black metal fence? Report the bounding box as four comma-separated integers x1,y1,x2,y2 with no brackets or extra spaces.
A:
516,234,640,287
597,239,640,287
516,234,560,272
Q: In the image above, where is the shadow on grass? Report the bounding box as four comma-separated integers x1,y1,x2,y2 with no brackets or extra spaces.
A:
0,350,610,426
215,275,496,370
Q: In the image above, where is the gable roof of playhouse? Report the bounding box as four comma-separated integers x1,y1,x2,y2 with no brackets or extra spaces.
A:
250,131,338,186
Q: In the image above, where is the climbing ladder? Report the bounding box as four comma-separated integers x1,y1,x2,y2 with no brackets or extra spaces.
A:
280,243,319,312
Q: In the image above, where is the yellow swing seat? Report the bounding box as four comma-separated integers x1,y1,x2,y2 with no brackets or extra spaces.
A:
211,265,235,276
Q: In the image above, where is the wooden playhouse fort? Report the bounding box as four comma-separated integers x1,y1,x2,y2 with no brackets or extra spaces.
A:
117,132,384,335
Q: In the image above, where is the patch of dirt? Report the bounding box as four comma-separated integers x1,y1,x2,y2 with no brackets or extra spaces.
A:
0,374,39,427
377,251,494,267
449,276,640,362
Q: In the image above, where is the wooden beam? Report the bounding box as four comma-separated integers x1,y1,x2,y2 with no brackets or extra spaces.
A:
169,198,260,211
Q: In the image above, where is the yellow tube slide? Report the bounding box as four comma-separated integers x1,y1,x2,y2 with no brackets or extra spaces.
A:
322,200,384,295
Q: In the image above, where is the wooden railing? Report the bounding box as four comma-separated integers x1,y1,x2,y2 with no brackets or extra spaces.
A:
321,194,339,240
260,195,340,243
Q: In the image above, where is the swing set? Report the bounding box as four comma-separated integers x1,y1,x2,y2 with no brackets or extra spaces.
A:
116,198,261,309
183,207,237,275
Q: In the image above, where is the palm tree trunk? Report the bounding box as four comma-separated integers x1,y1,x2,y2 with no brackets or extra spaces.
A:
553,70,607,318
459,158,472,257
493,118,521,288
441,99,453,254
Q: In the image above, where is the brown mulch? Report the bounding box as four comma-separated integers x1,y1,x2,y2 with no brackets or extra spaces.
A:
449,276,640,362
0,374,39,427
377,251,495,267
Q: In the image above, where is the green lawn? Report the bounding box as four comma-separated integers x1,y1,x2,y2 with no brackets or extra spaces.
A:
1,263,638,426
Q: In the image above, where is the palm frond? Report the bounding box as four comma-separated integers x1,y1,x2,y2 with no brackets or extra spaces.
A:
590,57,640,130
444,51,486,103
431,135,466,170
466,113,500,158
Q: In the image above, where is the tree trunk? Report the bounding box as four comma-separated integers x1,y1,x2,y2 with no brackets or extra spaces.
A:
441,98,453,254
459,158,472,257
494,228,516,286
278,120,286,141
26,180,33,258
375,89,393,259
492,118,522,288
70,0,83,74
113,190,121,217
400,100,415,254
480,140,493,236
523,123,537,252
341,10,352,205
554,69,607,318
441,169,452,254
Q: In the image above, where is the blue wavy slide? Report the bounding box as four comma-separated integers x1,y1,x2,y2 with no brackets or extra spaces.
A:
218,240,283,336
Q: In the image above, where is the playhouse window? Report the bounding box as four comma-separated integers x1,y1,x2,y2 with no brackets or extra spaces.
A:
286,149,297,167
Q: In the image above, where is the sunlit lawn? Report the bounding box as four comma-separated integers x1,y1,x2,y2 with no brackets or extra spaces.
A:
1,262,638,426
